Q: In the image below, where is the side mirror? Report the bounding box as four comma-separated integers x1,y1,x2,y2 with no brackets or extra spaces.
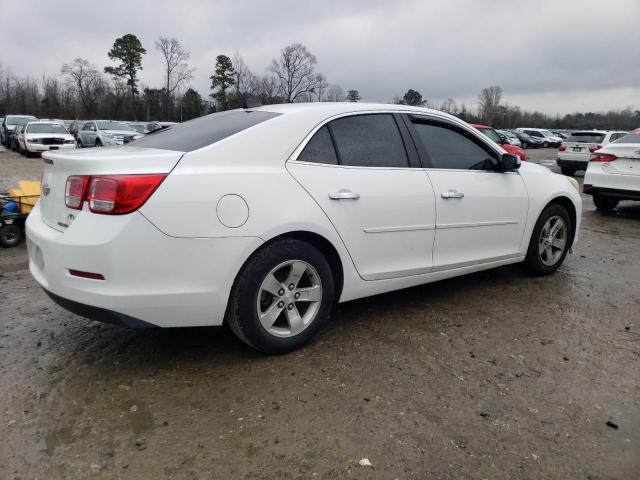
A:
499,153,521,172
498,134,508,144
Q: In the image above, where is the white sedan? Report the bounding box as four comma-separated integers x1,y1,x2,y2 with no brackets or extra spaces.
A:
584,129,640,211
26,103,581,353
17,121,77,156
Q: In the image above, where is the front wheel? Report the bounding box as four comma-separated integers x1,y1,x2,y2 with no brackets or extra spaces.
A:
543,141,550,148
522,204,572,276
95,138,103,147
593,194,618,212
226,239,335,354
521,141,529,149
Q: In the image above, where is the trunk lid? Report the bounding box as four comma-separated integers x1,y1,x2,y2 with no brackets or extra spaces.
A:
600,144,640,176
40,146,183,231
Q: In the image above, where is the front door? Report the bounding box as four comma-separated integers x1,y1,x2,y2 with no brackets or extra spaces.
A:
287,114,436,281
407,117,528,270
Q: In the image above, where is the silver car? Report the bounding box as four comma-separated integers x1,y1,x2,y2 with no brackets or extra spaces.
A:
77,120,144,148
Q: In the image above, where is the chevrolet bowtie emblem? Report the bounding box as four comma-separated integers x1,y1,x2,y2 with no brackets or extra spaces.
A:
42,184,51,196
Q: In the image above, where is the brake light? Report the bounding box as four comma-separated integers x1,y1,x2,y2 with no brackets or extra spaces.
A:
87,175,167,214
558,145,566,151
590,153,617,162
65,175,88,209
589,145,603,153
64,174,166,214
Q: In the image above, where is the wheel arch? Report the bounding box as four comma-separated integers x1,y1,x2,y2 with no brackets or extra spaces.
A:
545,195,578,248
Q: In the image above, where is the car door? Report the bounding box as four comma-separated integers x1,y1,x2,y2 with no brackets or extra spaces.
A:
406,115,529,270
80,122,96,145
287,113,437,281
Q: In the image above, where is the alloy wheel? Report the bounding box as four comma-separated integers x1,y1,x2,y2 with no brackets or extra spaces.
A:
256,260,323,338
538,215,567,266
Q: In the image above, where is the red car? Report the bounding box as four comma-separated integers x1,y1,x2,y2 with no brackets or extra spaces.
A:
471,124,527,161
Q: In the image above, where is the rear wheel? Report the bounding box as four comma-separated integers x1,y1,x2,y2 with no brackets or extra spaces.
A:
226,239,335,354
543,141,550,148
593,194,618,212
0,224,22,248
521,141,529,149
560,166,576,176
522,204,572,276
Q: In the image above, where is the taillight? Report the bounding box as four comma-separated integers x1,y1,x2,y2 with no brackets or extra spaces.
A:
590,153,617,162
558,145,566,151
64,174,166,214
589,145,603,153
65,175,88,209
86,174,167,214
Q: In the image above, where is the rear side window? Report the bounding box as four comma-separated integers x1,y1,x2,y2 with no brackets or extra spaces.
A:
412,122,498,170
613,129,640,144
130,110,281,152
297,126,338,165
328,114,409,168
566,132,606,143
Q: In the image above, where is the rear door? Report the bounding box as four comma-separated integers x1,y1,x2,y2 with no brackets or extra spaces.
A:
408,116,528,269
287,113,437,281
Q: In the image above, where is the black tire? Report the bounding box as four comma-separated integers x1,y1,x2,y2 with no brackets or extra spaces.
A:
521,141,529,149
560,166,576,176
593,194,618,212
522,203,572,276
226,238,335,354
0,224,22,248
543,141,549,148
95,138,102,147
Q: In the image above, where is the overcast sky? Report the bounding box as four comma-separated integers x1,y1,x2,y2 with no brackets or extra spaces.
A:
2,0,639,115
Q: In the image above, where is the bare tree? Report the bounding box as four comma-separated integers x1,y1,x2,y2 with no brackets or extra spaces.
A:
478,85,502,124
325,84,345,102
155,37,195,118
61,58,103,116
314,73,328,101
269,43,322,103
232,51,254,97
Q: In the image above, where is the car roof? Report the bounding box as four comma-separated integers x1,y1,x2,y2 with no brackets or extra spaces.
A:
253,102,454,117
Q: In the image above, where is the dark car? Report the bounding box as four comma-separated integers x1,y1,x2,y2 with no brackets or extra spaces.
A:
10,125,25,151
513,131,543,149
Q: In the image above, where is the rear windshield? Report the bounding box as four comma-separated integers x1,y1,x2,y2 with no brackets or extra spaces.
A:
613,129,640,144
566,132,606,143
26,123,69,134
129,110,282,152
97,121,133,131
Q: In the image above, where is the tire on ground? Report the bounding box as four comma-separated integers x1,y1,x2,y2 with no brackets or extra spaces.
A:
226,238,335,354
522,203,572,276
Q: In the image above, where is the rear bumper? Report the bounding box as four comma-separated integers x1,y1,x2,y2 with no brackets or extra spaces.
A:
26,202,263,327
583,185,640,201
557,159,588,169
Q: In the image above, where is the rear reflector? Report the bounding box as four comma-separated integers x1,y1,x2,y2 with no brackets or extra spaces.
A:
590,153,617,162
42,157,54,165
558,146,566,151
68,269,105,280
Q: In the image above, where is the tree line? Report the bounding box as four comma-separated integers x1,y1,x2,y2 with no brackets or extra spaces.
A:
0,34,638,130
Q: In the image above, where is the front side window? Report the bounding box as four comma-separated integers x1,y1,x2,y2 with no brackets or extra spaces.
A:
82,122,93,131
412,122,499,170
297,126,338,165
328,114,409,168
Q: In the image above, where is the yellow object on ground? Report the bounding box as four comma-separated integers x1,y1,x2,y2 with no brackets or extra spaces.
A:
6,181,41,214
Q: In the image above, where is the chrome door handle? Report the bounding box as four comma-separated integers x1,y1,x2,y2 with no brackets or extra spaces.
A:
441,190,464,199
329,189,360,200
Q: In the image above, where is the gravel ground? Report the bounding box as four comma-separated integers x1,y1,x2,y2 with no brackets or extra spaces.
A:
1,145,639,479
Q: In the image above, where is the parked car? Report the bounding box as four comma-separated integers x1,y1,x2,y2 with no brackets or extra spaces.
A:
10,125,26,151
27,104,581,354
557,130,628,176
67,120,84,141
17,121,77,156
497,129,522,147
583,129,640,211
513,131,543,149
146,121,177,134
76,120,144,147
127,122,148,134
517,128,562,148
1,115,38,147
471,124,527,161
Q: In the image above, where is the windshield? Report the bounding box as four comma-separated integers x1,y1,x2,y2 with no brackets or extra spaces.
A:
96,121,134,131
478,127,502,143
26,123,69,134
565,132,606,144
7,116,36,126
613,129,640,144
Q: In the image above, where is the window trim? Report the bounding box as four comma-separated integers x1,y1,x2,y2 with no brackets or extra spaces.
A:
289,111,421,169
406,114,504,171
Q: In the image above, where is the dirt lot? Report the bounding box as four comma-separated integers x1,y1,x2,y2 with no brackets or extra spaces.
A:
1,145,639,479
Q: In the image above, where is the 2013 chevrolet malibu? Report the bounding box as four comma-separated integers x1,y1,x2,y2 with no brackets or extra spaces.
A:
27,103,582,354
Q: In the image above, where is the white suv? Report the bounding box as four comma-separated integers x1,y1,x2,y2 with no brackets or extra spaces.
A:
517,128,562,148
557,130,627,176
584,129,640,211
